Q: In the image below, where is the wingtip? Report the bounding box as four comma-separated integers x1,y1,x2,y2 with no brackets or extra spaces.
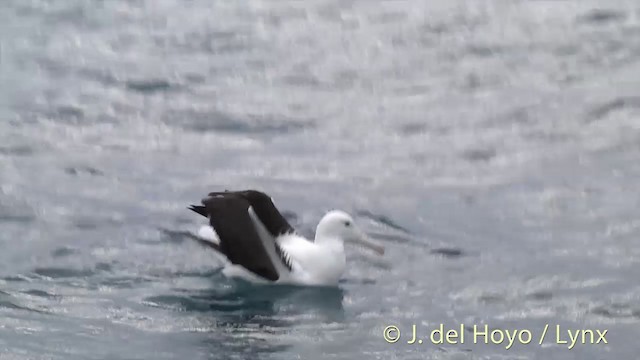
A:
188,205,208,217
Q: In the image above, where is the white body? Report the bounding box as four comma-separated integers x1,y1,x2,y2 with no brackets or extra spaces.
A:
197,226,346,286
195,210,383,286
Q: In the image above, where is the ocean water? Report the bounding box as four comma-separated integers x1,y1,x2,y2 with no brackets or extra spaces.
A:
1,0,640,359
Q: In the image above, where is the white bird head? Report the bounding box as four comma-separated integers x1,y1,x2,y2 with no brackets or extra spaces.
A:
315,210,385,255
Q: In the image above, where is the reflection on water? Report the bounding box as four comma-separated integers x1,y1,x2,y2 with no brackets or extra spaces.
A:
147,280,345,321
146,282,346,359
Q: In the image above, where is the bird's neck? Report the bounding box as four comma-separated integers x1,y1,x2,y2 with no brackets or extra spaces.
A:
311,229,346,285
320,238,345,254
314,231,345,254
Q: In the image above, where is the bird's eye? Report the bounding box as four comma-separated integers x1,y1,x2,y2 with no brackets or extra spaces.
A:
344,221,351,227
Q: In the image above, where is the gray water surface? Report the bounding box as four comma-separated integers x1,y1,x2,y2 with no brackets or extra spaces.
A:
1,1,640,359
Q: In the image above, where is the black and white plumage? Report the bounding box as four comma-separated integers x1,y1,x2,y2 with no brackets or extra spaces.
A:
188,190,384,286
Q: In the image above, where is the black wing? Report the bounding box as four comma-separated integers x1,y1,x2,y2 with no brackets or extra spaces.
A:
206,190,295,237
188,190,294,281
189,190,295,237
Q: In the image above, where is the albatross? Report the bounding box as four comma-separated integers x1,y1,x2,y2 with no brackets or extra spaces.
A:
188,190,384,286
